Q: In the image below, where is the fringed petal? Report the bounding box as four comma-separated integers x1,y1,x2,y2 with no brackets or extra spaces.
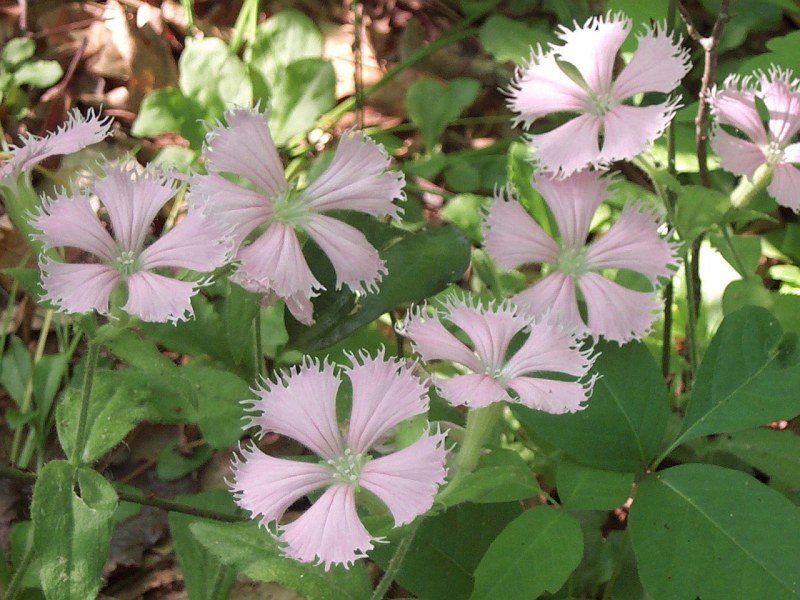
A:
359,430,447,526
612,25,689,99
139,213,232,272
710,127,766,178
528,114,602,176
533,171,607,248
32,193,116,261
759,70,800,145
514,272,587,337
502,320,594,380
506,376,592,414
708,83,768,145
433,373,512,408
768,163,800,212
40,261,118,315
123,271,200,323
579,271,660,343
400,307,482,372
600,101,678,164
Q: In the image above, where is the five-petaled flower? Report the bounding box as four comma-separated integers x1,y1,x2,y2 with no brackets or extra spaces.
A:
508,12,689,176
483,172,680,343
32,164,232,323
190,108,405,325
230,352,447,570
709,69,800,211
401,296,597,413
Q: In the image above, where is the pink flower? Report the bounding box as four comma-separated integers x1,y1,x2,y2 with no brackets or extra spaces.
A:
32,164,232,323
190,108,405,325
401,297,596,413
0,108,112,181
230,352,447,570
508,12,689,176
709,69,800,211
483,172,680,343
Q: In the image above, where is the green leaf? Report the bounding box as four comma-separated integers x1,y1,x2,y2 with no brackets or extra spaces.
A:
179,37,252,118
514,341,669,472
32,461,118,600
556,459,635,510
288,225,471,352
183,363,249,449
269,58,335,145
170,491,237,600
371,502,522,600
32,354,68,435
247,9,323,91
470,507,583,600
674,185,732,242
157,441,214,481
712,428,800,489
14,60,62,87
629,463,800,600
676,306,800,446
191,520,372,600
2,38,35,67
440,193,489,242
478,15,552,63
439,448,540,507
223,283,259,368
1,335,31,405
406,78,481,151
506,141,552,235
131,88,206,146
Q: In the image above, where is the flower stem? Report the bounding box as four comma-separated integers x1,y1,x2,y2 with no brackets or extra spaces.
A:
453,403,504,480
684,248,701,383
70,341,100,467
370,519,422,600
730,163,773,210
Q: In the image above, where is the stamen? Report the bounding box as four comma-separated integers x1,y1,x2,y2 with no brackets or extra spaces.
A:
326,447,370,487
558,245,589,277
114,250,139,277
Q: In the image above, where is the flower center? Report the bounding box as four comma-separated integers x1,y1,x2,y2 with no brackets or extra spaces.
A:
114,250,140,277
272,187,310,226
327,447,370,487
588,91,616,117
764,139,785,165
558,245,589,277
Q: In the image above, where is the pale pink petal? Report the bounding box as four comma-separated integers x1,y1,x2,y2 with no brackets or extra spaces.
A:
759,70,800,145
555,12,631,94
32,194,116,261
508,50,592,126
534,171,607,247
359,430,447,526
767,163,800,212
302,130,404,218
204,108,287,197
189,172,272,244
401,307,482,372
94,166,176,251
286,292,315,326
612,26,690,99
279,484,375,571
502,320,594,380
585,203,679,282
433,373,512,408
139,213,232,271
506,376,592,414
1,108,112,177
232,221,321,300
443,299,525,372
529,114,602,176
513,272,587,337
250,359,343,461
40,261,118,315
123,271,199,323
579,271,660,343
600,102,678,163
345,351,429,454
710,128,767,178
230,445,332,525
784,142,800,164
483,190,560,270
303,214,385,294
709,84,768,145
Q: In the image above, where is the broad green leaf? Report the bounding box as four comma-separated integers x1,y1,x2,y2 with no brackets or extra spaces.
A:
712,428,800,489
441,193,489,242
741,31,800,73
629,463,800,600
247,9,323,91
478,15,552,63
169,491,237,600
556,459,635,510
191,520,372,600
268,58,335,145
470,507,583,600
674,185,731,242
438,448,540,507
32,461,118,600
371,502,522,600
179,37,252,118
289,225,471,352
675,306,800,446
406,78,481,151
0,335,31,405
514,341,669,472
223,282,259,368
14,60,62,87
183,363,249,449
2,38,35,67
708,231,762,278
131,88,206,146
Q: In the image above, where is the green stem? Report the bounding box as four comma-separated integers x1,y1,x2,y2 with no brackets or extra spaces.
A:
370,519,422,600
4,532,34,600
70,341,100,467
229,0,259,53
684,246,701,384
453,403,504,479
661,281,674,382
254,309,265,380
719,225,748,277
730,163,772,209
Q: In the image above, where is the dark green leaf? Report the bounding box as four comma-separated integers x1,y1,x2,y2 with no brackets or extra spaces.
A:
1,335,31,405
629,463,800,600
223,283,259,368
712,428,800,489
131,88,206,146
439,448,540,506
183,363,249,449
674,185,731,242
556,459,634,510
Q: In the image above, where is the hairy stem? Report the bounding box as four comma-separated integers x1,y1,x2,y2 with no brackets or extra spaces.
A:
370,519,422,600
70,341,100,467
